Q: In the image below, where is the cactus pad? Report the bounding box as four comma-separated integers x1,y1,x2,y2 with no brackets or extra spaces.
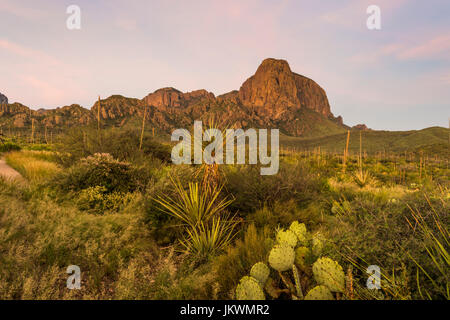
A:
312,257,345,293
312,233,324,257
304,285,334,300
235,276,265,300
276,229,298,247
294,246,309,270
289,221,308,245
250,262,270,286
268,244,295,272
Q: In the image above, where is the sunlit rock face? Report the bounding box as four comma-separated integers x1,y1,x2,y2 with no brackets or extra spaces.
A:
238,58,332,120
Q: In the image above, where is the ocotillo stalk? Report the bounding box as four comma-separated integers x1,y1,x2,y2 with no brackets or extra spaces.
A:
359,131,362,165
343,130,350,173
83,131,87,151
97,96,101,146
31,118,35,144
139,105,147,150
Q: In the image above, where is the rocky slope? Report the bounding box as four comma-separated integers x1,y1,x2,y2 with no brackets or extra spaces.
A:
238,58,332,119
0,92,7,104
0,58,347,137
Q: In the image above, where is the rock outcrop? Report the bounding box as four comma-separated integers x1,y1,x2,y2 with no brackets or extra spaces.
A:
0,92,8,104
143,88,215,108
0,58,347,137
238,58,332,120
352,124,370,131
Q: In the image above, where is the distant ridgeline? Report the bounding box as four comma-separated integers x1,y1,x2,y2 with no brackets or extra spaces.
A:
0,59,447,154
0,58,348,138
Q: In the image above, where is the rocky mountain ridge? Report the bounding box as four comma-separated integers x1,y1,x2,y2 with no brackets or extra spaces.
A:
0,58,348,137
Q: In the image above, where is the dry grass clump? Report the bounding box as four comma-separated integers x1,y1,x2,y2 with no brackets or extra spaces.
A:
5,150,61,183
0,180,157,299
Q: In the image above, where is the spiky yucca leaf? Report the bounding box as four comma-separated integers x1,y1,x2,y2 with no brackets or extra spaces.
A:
153,176,237,257
154,176,233,229
180,216,239,257
405,198,449,300
352,169,373,188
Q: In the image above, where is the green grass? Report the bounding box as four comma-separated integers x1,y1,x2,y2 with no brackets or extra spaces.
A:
5,150,61,183
280,126,449,155
0,132,448,300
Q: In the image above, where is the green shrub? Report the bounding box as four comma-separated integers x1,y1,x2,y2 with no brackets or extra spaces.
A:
53,153,149,193
328,191,449,299
224,162,326,213
57,127,171,165
26,144,52,151
0,141,21,152
213,224,273,298
250,199,323,230
77,186,137,214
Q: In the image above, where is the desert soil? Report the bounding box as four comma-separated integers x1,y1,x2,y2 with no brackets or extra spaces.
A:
0,158,22,180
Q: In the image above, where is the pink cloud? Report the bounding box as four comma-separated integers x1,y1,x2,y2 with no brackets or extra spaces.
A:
349,43,404,63
0,0,47,19
350,32,450,64
115,18,138,31
321,0,409,28
0,39,61,67
19,75,65,104
397,34,450,60
0,39,88,107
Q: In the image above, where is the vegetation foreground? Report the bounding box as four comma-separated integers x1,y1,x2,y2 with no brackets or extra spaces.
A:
0,129,448,300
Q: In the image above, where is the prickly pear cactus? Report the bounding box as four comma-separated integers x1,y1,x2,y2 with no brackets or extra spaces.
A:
304,285,334,300
312,257,345,293
289,221,308,245
276,229,298,247
268,244,295,272
294,246,309,270
235,276,265,300
311,232,324,257
250,262,270,286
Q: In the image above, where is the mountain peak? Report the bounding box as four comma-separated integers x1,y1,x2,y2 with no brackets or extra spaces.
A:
238,58,333,120
0,59,344,137
143,88,214,108
257,58,292,73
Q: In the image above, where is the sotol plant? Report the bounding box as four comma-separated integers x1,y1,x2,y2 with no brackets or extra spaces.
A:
154,176,238,258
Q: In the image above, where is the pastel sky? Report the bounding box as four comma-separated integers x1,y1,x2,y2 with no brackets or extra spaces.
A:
1,0,449,130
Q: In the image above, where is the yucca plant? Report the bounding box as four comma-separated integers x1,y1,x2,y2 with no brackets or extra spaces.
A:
181,216,238,257
352,168,373,188
193,116,235,195
154,176,238,258
352,131,374,188
154,176,232,228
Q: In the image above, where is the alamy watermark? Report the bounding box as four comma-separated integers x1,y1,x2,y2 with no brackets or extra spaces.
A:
366,5,381,30
66,265,81,289
171,121,279,175
66,5,81,30
366,265,381,290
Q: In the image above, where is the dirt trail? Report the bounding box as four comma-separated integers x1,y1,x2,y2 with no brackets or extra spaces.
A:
0,158,22,180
